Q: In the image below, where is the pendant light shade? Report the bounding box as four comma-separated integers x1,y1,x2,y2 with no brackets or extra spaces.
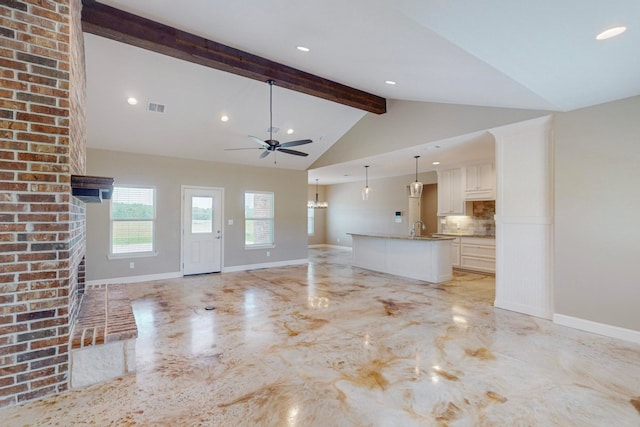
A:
308,179,328,208
362,165,370,201
409,155,423,198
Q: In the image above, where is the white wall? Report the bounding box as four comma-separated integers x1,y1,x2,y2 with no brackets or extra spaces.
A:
554,96,640,334
86,149,308,281
326,172,437,247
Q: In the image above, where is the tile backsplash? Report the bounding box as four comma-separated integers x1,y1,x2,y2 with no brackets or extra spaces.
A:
440,201,495,235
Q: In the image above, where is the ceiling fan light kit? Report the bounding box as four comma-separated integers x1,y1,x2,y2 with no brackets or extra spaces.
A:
226,80,313,159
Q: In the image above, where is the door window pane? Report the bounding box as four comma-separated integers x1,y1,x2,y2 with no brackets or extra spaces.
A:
191,196,213,234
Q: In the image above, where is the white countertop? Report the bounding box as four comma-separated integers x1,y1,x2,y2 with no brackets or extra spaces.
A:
432,233,495,239
347,232,455,241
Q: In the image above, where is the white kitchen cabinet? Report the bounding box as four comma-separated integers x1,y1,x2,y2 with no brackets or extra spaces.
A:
465,163,495,200
432,235,461,267
460,237,495,273
451,238,460,267
437,168,465,215
349,233,454,283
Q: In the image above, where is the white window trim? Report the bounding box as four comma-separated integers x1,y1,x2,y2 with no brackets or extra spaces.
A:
109,185,158,259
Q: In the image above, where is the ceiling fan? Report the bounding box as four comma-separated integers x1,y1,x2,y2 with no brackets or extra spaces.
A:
226,79,312,159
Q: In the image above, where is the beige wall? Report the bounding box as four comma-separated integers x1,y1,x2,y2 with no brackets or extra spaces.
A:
313,99,549,168
554,96,640,331
326,172,437,247
86,149,308,281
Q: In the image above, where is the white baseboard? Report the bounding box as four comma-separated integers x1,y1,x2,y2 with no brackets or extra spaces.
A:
86,271,182,286
222,258,308,273
553,314,640,345
308,244,351,250
494,299,553,320
87,258,312,284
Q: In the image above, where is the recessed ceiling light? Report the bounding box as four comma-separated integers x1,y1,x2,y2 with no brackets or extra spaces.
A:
596,26,627,40
432,161,440,165
287,128,294,135
385,80,396,85
297,46,310,52
220,115,229,122
127,97,138,105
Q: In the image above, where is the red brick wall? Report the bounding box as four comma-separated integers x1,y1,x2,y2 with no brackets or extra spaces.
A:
69,0,85,176
67,0,86,333
0,0,85,407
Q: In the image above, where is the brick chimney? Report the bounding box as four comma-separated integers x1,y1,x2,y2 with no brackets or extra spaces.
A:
0,0,86,407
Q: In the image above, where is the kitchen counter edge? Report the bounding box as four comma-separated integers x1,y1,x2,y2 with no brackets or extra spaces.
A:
432,233,495,239
347,233,455,241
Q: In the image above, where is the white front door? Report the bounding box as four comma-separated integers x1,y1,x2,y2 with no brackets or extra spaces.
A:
182,187,223,275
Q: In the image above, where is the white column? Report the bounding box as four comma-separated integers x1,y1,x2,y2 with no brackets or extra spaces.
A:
490,115,554,319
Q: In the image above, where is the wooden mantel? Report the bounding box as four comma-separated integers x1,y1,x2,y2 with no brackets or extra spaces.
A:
71,175,114,203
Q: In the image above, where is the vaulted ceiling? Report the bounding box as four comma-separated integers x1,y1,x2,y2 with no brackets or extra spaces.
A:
84,0,640,183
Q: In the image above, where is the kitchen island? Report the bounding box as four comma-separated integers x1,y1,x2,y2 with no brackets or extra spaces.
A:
347,233,455,283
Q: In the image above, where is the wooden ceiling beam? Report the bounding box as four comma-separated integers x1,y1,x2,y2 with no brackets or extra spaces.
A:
81,1,387,114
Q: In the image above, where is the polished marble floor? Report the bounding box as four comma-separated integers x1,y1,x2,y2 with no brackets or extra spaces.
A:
3,247,640,426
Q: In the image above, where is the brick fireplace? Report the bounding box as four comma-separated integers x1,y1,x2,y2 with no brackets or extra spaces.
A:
0,0,87,407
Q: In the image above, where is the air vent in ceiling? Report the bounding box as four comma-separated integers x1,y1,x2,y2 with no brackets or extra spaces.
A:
267,126,279,134
147,102,165,113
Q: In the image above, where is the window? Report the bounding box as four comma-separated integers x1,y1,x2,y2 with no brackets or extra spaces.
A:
110,186,155,256
244,191,274,248
307,207,315,236
191,196,213,234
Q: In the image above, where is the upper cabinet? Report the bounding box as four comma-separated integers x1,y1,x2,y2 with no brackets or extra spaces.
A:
437,168,466,215
465,163,495,200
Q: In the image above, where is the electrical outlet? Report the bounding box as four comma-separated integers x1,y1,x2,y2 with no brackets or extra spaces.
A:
129,262,134,269
266,251,270,257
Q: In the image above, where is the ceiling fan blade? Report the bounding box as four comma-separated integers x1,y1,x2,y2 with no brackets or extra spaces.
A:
259,150,271,159
279,139,312,148
278,148,309,157
249,135,269,148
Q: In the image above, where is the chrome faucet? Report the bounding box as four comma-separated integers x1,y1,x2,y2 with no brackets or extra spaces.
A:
410,220,426,239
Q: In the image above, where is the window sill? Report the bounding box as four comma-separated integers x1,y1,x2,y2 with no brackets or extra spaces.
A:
244,244,275,250
108,251,158,260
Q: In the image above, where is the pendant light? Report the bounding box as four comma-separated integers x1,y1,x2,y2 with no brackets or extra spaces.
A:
362,165,370,200
409,155,423,198
308,179,328,209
